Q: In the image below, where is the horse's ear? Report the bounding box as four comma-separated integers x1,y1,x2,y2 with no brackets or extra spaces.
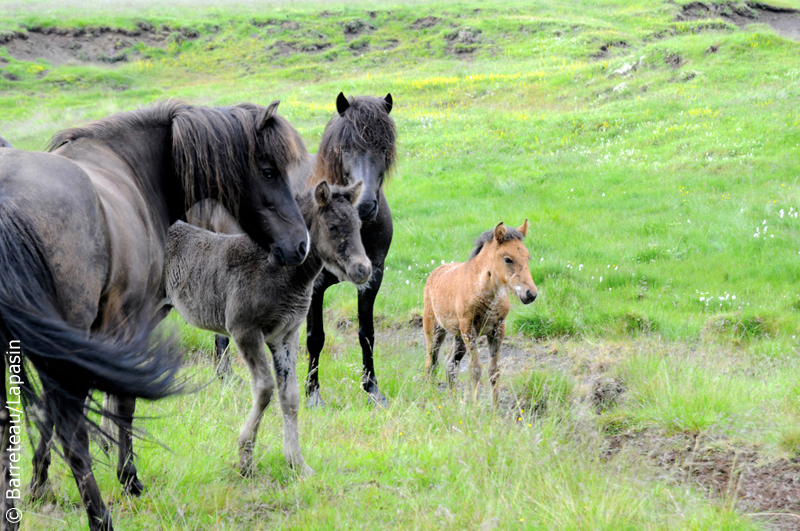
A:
384,93,393,114
336,92,350,116
493,222,507,244
314,181,331,207
518,219,529,237
257,100,281,130
345,180,364,206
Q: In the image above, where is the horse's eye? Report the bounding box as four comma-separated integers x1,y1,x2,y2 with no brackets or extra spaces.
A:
504,257,513,264
263,168,275,180
328,223,337,232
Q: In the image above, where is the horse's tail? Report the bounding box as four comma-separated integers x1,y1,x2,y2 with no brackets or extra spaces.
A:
0,203,182,405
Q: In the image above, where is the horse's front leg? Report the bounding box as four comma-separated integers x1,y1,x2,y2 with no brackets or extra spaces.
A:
213,334,233,380
305,270,339,408
446,335,467,389
459,321,482,401
55,393,113,530
357,264,388,407
487,322,506,408
270,328,313,477
231,328,274,476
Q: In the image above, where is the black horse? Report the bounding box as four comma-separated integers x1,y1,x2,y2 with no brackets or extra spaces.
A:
210,93,396,407
0,100,308,531
299,92,396,407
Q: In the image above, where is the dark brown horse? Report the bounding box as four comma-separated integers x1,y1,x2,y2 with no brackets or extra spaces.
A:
0,100,308,531
209,93,396,407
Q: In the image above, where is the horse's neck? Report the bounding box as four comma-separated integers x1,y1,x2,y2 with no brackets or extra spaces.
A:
468,251,503,299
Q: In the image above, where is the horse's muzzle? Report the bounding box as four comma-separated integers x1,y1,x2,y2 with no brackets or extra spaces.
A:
520,289,537,305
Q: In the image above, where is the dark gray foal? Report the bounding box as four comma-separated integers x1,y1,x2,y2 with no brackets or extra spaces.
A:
164,181,370,476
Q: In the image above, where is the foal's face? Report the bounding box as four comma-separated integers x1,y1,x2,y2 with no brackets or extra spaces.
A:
313,182,372,285
492,221,537,304
340,149,386,222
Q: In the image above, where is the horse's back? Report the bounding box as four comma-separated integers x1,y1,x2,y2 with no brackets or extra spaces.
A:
0,149,109,327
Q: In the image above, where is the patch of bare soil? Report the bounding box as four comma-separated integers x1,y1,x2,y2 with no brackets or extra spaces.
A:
411,16,441,30
270,39,332,56
1,24,190,66
606,431,800,530
445,25,483,56
678,1,800,41
591,40,629,59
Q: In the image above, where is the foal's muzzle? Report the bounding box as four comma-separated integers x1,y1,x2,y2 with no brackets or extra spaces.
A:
520,289,537,305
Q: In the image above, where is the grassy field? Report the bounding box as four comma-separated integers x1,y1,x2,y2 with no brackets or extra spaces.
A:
2,0,800,529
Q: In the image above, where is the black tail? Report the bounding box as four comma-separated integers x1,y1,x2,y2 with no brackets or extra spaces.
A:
0,203,182,403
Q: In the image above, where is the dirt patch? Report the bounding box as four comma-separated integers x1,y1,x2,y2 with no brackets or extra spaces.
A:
665,52,685,69
1,24,188,66
411,16,441,30
270,39,332,56
678,1,800,41
606,431,800,530
591,40,629,59
445,26,482,56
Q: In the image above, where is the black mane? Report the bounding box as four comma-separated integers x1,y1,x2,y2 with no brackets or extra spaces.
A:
469,226,525,259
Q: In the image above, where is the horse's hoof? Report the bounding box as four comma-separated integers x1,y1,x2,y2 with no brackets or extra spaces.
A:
298,463,315,478
306,390,326,409
367,390,389,409
122,478,145,497
28,481,55,505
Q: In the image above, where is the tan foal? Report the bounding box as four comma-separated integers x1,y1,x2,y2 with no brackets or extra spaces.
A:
423,220,537,404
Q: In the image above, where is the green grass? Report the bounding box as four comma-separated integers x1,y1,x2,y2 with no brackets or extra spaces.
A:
3,0,800,528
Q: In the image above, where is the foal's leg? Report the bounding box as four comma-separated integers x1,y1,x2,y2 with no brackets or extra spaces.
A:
305,270,339,408
446,335,467,389
232,328,275,476
459,322,482,401
269,328,314,477
113,396,144,495
487,322,506,408
425,326,447,381
55,394,113,531
357,265,388,407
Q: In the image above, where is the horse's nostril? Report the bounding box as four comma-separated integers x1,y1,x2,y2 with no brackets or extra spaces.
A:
297,240,307,258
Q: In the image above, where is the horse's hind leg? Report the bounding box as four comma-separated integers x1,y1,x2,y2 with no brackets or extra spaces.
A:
28,390,55,503
1,374,19,531
112,396,144,495
232,328,274,476
270,329,313,477
425,325,447,382
487,323,506,408
55,395,113,530
357,266,388,407
446,335,467,389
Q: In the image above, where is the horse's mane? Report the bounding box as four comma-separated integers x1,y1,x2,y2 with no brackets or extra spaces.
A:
309,95,397,186
469,226,525,259
48,100,306,214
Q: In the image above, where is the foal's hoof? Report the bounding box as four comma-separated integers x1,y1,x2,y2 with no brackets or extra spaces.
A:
293,462,316,478
305,390,326,409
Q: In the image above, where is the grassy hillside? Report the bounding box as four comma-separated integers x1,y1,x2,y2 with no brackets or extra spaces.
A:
2,0,800,529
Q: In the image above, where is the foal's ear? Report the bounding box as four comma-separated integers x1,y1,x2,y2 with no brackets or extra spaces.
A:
494,222,507,244
336,92,350,116
384,93,393,114
344,180,364,206
314,181,332,207
518,219,529,237
257,100,281,130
